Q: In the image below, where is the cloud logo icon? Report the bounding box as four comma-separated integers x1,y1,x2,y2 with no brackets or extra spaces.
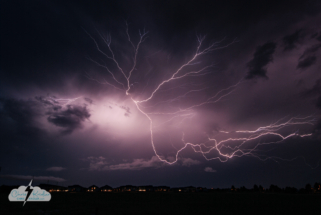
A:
8,180,51,206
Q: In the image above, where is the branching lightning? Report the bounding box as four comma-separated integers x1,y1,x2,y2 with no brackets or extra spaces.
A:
85,23,317,167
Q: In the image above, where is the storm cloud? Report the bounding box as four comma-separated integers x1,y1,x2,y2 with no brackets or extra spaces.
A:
0,96,91,136
297,43,321,69
283,29,304,51
1,0,321,189
0,98,45,139
0,98,41,124
47,105,91,135
245,42,277,79
297,56,317,69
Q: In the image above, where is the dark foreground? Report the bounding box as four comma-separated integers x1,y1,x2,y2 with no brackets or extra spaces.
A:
1,192,320,215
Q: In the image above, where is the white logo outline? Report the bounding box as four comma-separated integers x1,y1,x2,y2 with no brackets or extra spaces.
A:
8,179,51,206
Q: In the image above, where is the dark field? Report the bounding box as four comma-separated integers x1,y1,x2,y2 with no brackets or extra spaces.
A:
1,192,320,215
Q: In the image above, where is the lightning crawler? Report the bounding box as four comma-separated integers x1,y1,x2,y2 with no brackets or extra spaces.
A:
23,180,33,206
85,23,316,166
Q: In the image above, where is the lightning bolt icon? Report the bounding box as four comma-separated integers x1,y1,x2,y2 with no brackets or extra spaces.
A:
23,179,33,206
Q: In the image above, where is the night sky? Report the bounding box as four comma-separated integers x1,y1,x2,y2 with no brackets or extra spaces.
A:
1,0,321,189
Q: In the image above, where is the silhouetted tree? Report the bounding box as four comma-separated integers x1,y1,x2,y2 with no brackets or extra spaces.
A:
231,185,235,191
240,186,247,192
284,187,297,194
314,182,320,192
253,184,259,192
269,184,282,193
305,183,312,193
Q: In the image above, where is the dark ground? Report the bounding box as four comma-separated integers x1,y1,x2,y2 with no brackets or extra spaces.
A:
1,192,320,215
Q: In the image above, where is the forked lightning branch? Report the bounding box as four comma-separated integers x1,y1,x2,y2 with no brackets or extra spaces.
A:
67,23,317,166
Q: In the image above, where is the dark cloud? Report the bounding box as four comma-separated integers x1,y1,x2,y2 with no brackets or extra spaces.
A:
311,32,318,39
297,56,317,69
0,96,90,137
297,43,321,69
84,97,93,104
35,96,91,133
0,98,45,138
283,29,303,51
35,96,62,111
119,106,131,117
245,42,277,79
300,43,321,57
47,105,90,134
312,31,321,42
0,98,40,124
35,96,55,106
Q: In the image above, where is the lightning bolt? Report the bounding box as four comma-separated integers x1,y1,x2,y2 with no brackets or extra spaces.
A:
84,23,317,167
50,96,83,106
23,179,33,206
